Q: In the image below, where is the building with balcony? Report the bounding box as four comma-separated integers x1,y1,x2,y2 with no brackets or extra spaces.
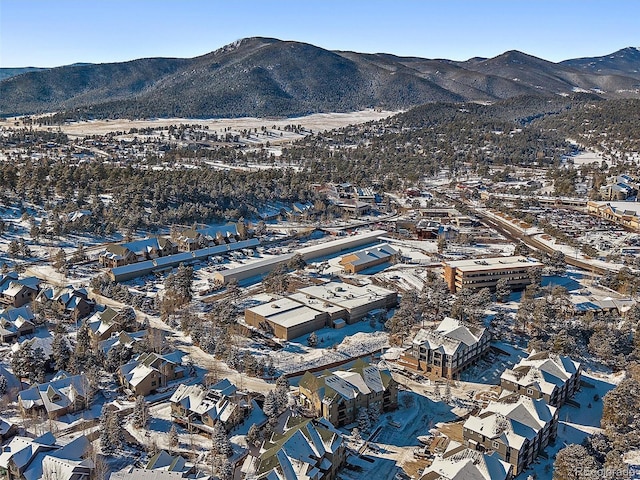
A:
399,317,490,380
463,394,558,476
500,351,581,407
298,359,397,427
443,256,543,293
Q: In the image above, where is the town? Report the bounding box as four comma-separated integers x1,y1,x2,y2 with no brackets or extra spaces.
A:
0,98,640,480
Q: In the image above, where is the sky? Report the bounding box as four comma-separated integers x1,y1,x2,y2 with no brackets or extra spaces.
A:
1,0,639,68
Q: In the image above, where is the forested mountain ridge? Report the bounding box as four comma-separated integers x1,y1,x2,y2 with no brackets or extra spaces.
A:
1,38,639,118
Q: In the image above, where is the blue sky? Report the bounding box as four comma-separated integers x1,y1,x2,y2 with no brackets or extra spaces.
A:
1,0,639,67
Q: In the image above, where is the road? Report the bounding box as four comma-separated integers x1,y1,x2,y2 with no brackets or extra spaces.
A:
89,291,275,394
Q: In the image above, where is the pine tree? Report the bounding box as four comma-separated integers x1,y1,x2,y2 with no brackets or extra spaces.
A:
51,332,71,371
307,331,318,347
263,390,278,418
351,427,362,443
0,374,7,395
357,408,371,433
100,407,116,455
169,424,179,451
210,422,232,457
11,343,34,380
275,375,290,390
30,346,47,383
132,395,149,429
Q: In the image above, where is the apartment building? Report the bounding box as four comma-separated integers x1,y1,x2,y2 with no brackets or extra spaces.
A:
298,360,398,427
399,317,491,380
500,351,581,407
463,394,558,476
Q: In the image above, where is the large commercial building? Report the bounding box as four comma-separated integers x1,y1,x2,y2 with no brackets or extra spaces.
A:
244,281,397,340
399,317,490,380
214,230,387,284
339,243,397,274
443,256,543,293
587,200,640,231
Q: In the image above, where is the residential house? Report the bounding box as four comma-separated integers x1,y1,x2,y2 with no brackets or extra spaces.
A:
0,433,92,480
0,417,17,443
0,305,36,343
500,351,581,407
11,333,65,369
241,416,346,480
420,441,512,480
18,373,90,419
298,359,398,427
170,379,259,434
0,273,40,308
399,317,491,380
119,351,186,397
98,330,148,357
463,394,558,476
145,450,195,476
39,286,94,321
87,306,137,342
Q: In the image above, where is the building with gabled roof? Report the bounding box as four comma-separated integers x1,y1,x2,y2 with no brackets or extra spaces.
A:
0,433,93,480
119,351,186,397
298,359,397,427
399,317,490,380
241,416,346,480
0,273,40,308
500,351,581,407
420,440,512,480
170,379,257,434
463,394,558,476
99,237,178,268
18,373,90,419
0,305,36,343
39,285,94,321
339,243,397,274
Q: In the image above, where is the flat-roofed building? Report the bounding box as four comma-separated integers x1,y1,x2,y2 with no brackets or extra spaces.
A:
443,256,543,293
296,281,397,323
245,297,331,341
500,351,581,407
399,317,490,380
587,200,640,231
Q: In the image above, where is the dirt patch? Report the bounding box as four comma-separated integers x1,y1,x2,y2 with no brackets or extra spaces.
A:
437,421,465,443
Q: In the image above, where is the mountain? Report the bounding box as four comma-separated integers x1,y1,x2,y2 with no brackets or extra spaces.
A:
1,38,639,118
560,47,640,79
0,67,48,82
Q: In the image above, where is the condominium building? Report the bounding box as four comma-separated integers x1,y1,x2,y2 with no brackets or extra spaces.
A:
463,394,558,476
298,360,398,427
500,351,581,407
399,317,490,380
443,256,543,293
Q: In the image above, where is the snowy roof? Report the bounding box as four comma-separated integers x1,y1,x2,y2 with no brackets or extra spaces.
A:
253,418,343,478
413,318,486,355
170,381,241,425
464,395,556,450
295,281,396,312
501,351,580,396
110,469,186,480
301,360,392,405
339,243,397,267
18,374,89,415
444,255,543,272
425,446,511,480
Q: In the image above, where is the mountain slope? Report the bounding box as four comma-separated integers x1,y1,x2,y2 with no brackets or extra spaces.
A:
1,38,639,118
560,47,640,79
